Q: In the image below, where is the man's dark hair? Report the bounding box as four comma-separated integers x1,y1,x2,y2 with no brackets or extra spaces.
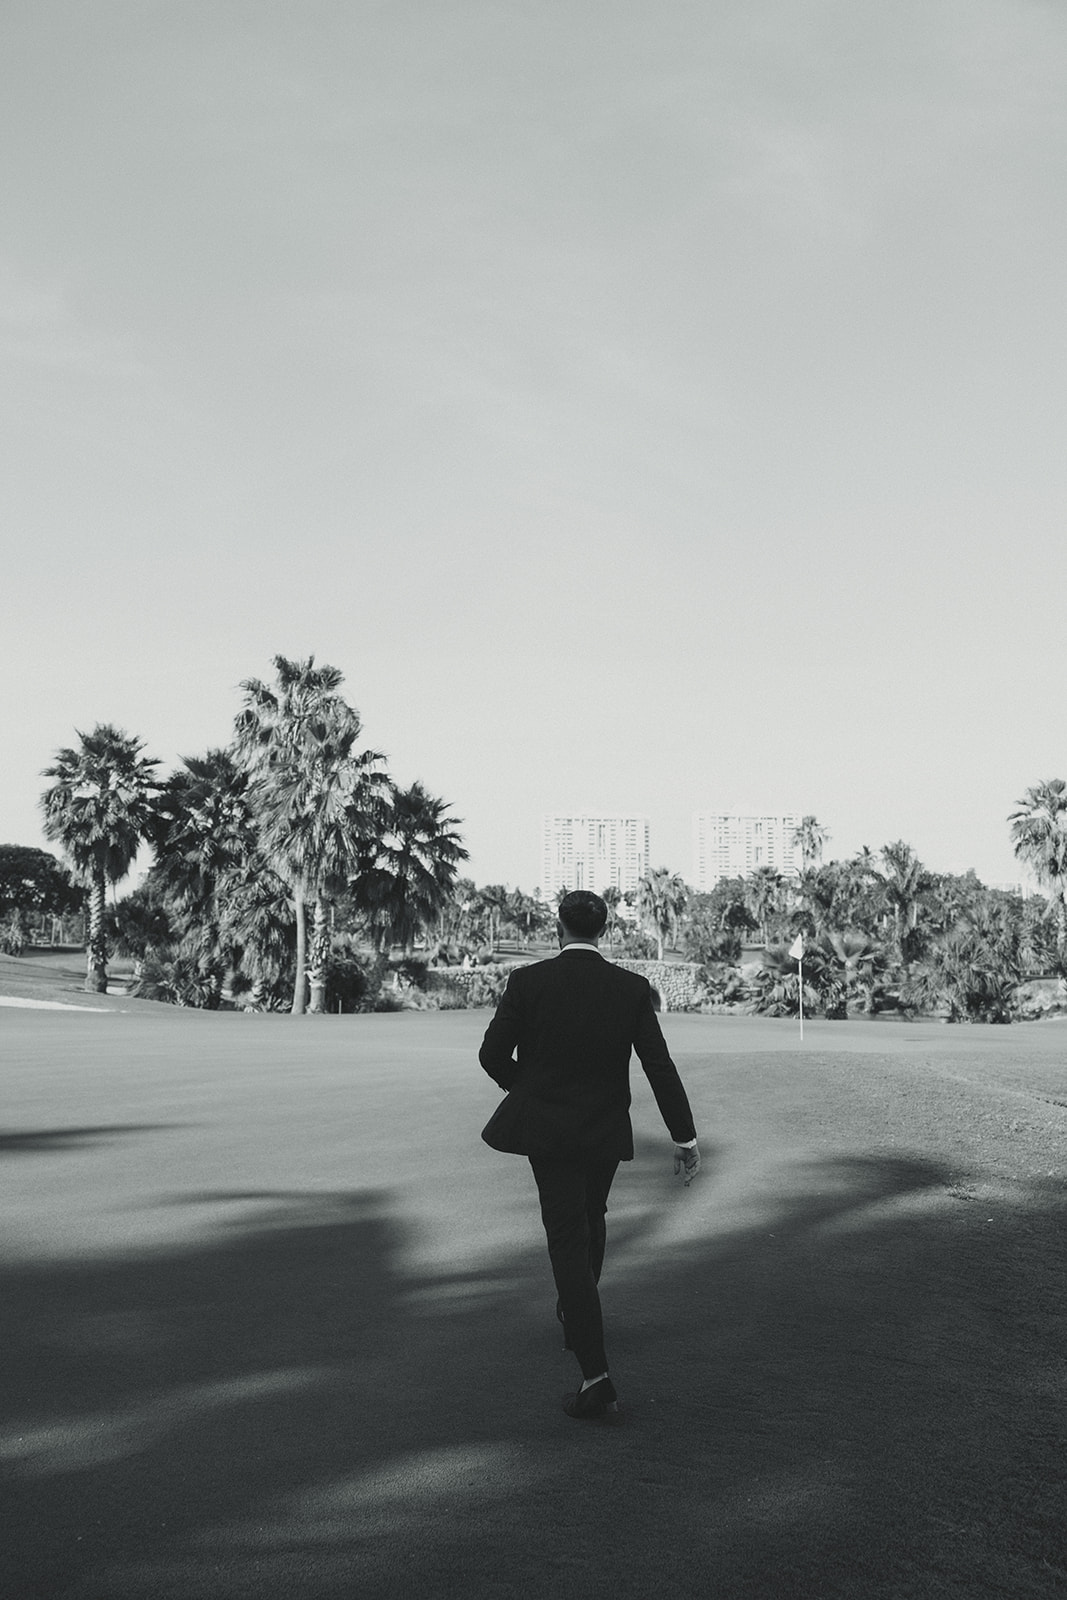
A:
558,890,609,940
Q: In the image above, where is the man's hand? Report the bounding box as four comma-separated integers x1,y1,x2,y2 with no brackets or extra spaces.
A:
673,1141,700,1185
